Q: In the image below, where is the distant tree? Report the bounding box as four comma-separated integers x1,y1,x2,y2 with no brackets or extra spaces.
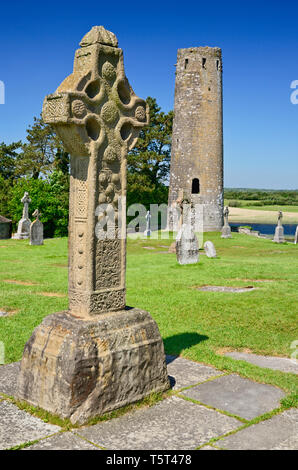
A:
7,171,69,237
127,97,173,207
0,141,23,180
53,147,70,175
17,116,69,179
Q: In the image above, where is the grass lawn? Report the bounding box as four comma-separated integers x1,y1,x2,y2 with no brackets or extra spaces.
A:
0,234,297,407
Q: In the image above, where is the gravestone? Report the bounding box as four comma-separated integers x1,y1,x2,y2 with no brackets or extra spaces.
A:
17,26,170,425
204,241,217,258
168,191,191,255
144,210,151,237
30,210,44,246
273,211,285,243
175,191,199,264
221,206,232,239
12,192,31,239
0,215,12,239
294,226,298,245
176,224,199,265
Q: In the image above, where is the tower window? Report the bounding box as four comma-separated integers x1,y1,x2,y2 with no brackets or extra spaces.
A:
202,58,206,69
216,60,220,70
184,58,189,70
192,178,200,194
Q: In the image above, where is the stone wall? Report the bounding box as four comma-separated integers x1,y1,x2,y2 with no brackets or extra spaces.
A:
168,47,223,232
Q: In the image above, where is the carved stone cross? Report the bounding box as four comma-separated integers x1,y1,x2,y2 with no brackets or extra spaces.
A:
12,191,31,239
43,26,149,318
17,27,169,424
21,192,31,220
221,205,232,238
277,211,283,226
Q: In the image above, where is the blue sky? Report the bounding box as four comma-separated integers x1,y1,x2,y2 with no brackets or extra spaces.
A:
0,0,297,189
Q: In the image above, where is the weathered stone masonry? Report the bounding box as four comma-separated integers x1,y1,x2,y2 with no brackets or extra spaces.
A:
168,47,224,232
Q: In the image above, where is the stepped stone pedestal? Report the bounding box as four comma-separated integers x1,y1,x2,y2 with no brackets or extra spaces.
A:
17,309,168,424
176,224,199,265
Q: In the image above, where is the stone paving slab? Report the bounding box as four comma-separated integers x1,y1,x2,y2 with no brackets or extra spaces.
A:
225,352,298,374
181,374,285,420
218,408,298,450
76,396,241,450
24,431,100,450
166,355,222,390
0,362,19,396
0,400,60,450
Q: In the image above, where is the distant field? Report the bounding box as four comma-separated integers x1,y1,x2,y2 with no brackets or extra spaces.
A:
228,207,298,224
225,200,298,214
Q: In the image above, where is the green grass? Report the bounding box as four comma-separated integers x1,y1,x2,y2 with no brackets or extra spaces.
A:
242,205,298,213
0,234,297,406
225,200,298,213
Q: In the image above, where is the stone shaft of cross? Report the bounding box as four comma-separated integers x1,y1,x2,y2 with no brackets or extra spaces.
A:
42,26,149,318
224,205,229,224
21,192,31,220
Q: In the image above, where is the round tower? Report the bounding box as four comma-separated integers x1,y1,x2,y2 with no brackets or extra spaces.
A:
168,47,223,232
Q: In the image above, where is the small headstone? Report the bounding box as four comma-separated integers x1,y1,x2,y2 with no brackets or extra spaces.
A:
273,211,285,243
294,226,298,245
204,241,217,258
30,210,44,246
144,210,151,237
12,192,31,239
176,224,199,265
221,206,232,239
0,215,12,239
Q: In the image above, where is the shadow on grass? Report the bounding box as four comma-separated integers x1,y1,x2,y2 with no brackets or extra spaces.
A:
164,332,208,364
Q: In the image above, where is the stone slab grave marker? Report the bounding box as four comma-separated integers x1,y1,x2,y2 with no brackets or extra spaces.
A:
12,192,31,239
30,209,44,246
221,205,232,239
273,211,285,243
0,215,12,239
204,241,217,258
17,26,170,424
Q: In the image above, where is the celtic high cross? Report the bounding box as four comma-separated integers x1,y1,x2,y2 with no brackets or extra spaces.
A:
43,26,149,318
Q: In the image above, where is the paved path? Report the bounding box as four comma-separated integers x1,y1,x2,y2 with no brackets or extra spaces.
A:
0,355,297,450
224,351,298,375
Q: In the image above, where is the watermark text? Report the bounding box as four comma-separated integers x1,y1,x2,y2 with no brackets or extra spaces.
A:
290,80,298,104
0,81,4,104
